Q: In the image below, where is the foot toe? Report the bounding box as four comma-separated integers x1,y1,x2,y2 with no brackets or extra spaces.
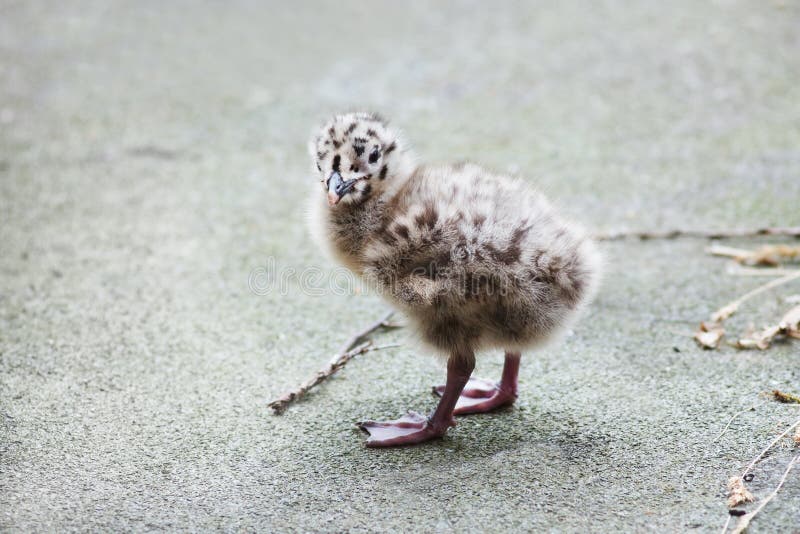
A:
357,411,446,447
453,389,516,415
433,377,498,399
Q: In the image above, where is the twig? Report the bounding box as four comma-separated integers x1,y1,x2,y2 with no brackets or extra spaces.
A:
711,271,800,323
709,245,755,259
595,226,800,241
333,310,397,364
268,342,401,414
712,407,756,443
720,514,732,534
725,415,800,509
730,454,800,534
709,244,800,267
268,310,400,414
694,270,800,349
741,416,800,480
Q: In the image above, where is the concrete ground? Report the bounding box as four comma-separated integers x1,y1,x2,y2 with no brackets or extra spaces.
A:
2,1,800,531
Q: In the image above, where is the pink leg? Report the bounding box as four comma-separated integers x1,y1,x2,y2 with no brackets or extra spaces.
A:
433,351,520,415
357,352,475,447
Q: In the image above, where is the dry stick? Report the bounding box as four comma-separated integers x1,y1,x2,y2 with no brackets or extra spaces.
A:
712,407,756,443
594,226,800,241
268,310,399,415
711,271,800,323
741,416,800,480
720,513,733,534
695,270,800,349
335,310,397,364
709,245,756,259
714,403,800,445
730,454,800,534
709,244,800,267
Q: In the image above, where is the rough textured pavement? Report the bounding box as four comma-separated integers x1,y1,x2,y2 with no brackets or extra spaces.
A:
2,1,800,532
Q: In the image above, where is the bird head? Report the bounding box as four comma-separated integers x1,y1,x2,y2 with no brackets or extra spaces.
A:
309,112,407,207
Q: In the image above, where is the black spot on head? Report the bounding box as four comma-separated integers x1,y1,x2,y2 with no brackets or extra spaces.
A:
332,139,341,149
379,164,388,180
316,163,321,171
369,147,380,164
366,128,377,137
317,151,327,160
328,126,335,136
345,122,357,134
384,142,396,155
354,144,365,157
332,154,341,172
350,163,359,172
355,137,368,144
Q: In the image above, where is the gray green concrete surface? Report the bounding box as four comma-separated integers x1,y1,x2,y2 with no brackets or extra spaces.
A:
2,1,800,531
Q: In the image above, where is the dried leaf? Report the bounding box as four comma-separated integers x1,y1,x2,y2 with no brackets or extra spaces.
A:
707,245,754,260
711,304,739,323
748,245,800,266
736,305,800,350
695,321,724,349
771,390,800,404
699,272,800,350
781,304,800,331
727,476,755,508
710,244,800,266
736,326,780,350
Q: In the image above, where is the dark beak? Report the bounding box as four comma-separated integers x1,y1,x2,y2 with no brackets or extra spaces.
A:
327,171,355,206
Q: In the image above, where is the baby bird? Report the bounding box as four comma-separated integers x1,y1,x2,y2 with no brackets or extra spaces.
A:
307,112,601,447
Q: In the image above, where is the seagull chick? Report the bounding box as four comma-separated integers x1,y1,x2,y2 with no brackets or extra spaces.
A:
307,112,601,447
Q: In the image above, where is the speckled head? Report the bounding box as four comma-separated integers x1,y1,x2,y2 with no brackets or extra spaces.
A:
309,112,408,207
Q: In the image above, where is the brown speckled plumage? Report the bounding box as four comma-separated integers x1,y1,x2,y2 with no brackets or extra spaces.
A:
308,112,601,358
308,112,602,446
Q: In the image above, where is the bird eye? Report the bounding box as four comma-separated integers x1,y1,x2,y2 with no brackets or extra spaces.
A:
368,146,380,164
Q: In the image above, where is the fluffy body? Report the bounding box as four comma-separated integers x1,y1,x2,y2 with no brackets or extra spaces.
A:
308,114,601,359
